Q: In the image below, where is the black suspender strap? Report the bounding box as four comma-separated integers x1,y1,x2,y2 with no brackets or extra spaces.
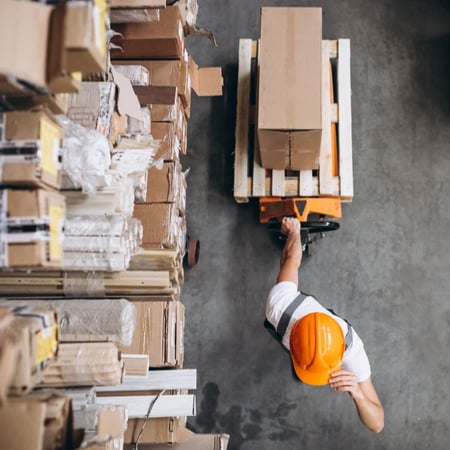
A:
327,308,353,350
276,292,308,338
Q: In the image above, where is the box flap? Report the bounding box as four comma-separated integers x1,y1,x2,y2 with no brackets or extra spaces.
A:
111,66,142,120
189,56,223,96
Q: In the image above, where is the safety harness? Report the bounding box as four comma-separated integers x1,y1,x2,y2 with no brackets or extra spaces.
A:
266,292,353,350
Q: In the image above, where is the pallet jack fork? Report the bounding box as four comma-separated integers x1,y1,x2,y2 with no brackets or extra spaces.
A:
259,197,342,255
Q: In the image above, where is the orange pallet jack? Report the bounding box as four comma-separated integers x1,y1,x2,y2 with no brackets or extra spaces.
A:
259,197,342,255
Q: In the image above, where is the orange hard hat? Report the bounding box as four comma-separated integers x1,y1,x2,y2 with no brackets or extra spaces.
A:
289,312,345,386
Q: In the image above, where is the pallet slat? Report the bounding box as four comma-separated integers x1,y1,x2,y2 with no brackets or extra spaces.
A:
234,39,253,202
337,39,353,200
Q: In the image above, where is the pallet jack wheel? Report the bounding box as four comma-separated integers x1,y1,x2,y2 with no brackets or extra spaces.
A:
186,237,200,267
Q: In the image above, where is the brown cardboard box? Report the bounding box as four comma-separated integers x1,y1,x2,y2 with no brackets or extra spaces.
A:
64,0,108,73
258,7,322,170
0,391,74,450
117,58,191,109
67,82,116,138
119,298,184,368
137,427,230,450
133,203,185,251
111,6,185,59
125,416,186,445
145,161,184,203
1,189,65,268
0,1,54,94
7,307,59,394
151,122,180,162
1,107,62,189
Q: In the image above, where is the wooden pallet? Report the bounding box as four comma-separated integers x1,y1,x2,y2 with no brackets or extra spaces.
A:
234,39,353,203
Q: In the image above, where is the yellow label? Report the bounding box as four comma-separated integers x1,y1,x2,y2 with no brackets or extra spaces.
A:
49,205,64,261
40,118,60,177
94,0,108,57
35,324,58,366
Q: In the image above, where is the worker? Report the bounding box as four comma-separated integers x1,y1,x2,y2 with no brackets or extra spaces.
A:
265,217,384,433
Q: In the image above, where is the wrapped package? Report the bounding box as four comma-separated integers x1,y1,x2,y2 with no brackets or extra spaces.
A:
40,342,123,387
58,115,112,193
0,298,136,347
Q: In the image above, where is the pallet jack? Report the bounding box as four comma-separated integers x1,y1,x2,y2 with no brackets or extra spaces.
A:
259,196,342,255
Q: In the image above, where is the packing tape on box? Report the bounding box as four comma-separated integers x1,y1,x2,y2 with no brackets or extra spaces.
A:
63,271,105,297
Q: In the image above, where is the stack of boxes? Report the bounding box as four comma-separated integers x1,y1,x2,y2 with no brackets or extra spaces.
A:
0,1,228,449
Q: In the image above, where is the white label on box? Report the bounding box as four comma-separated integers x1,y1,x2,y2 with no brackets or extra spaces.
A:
3,231,50,243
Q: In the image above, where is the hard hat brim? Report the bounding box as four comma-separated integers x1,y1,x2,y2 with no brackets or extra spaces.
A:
291,355,341,386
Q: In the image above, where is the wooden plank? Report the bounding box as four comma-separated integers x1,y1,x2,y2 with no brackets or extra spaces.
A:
337,39,354,199
318,40,336,196
271,170,285,196
234,39,253,202
299,170,313,196
252,40,266,197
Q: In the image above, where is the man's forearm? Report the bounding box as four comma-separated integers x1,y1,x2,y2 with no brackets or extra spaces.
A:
352,391,384,433
280,231,302,268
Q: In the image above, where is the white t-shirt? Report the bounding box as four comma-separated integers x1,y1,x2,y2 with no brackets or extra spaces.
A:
266,281,371,383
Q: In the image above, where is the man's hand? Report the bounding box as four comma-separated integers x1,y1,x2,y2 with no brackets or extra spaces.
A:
329,370,362,399
281,217,300,236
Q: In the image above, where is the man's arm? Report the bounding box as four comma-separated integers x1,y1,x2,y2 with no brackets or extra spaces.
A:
329,370,384,433
277,217,302,285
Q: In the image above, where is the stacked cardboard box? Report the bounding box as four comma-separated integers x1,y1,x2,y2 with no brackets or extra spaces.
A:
258,7,322,171
0,1,229,448
0,305,58,395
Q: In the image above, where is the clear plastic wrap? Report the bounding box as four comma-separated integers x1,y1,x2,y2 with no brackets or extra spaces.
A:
127,106,151,135
112,65,150,86
63,214,143,271
0,298,137,347
110,147,156,203
57,115,112,193
40,342,123,387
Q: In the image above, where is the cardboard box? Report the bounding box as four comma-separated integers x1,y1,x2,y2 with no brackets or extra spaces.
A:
0,391,74,450
133,203,185,251
67,82,116,138
151,122,181,162
0,189,65,268
117,58,191,108
146,161,180,203
125,417,186,445
119,298,184,368
64,0,108,73
111,6,185,59
258,7,322,170
138,427,230,450
0,107,62,189
7,307,58,394
0,1,55,94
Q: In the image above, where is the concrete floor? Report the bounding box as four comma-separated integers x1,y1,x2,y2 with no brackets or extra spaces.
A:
180,1,450,449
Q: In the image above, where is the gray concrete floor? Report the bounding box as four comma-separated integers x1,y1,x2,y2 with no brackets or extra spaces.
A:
180,1,450,449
